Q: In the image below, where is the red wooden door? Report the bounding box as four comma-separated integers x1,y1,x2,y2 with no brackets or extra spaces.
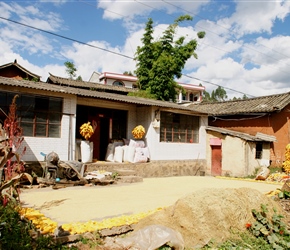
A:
211,145,222,176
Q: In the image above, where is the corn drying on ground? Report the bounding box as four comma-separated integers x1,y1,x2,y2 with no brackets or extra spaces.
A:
19,206,163,236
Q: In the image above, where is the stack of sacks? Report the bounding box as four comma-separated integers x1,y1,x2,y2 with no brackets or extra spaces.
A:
105,141,124,162
124,139,150,163
105,139,150,163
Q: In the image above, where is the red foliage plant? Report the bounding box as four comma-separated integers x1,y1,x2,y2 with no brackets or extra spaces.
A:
3,95,26,180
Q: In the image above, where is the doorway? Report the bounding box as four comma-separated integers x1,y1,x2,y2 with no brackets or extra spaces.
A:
76,105,127,161
211,145,222,176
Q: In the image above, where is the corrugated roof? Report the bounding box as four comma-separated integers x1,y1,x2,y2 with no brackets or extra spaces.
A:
47,73,136,93
188,92,290,115
206,126,276,142
0,76,206,114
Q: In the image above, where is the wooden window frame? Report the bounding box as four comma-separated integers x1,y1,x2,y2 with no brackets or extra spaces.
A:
160,111,199,143
0,92,63,138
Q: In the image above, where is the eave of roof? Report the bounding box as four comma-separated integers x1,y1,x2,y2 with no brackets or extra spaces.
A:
0,76,207,115
206,126,276,142
0,61,41,79
189,92,290,115
47,73,136,93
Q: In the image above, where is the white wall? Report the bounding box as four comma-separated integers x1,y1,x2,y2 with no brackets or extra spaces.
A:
140,108,207,161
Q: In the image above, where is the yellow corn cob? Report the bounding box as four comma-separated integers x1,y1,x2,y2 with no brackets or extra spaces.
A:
80,122,94,140
132,125,145,139
283,143,290,174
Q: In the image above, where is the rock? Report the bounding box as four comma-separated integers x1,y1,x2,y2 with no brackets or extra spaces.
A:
133,187,285,249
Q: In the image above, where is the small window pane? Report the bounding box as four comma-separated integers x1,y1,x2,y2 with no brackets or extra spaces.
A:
49,125,60,137
49,99,62,112
35,97,49,111
22,123,33,136
21,111,34,122
21,95,35,110
49,113,61,123
35,123,46,137
36,112,47,123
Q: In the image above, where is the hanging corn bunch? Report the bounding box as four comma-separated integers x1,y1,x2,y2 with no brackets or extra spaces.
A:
80,122,94,140
132,125,145,139
282,143,290,174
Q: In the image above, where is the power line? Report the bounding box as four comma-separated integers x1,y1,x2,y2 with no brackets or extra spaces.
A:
162,0,290,64
0,15,255,98
0,16,134,60
136,0,290,77
183,74,256,98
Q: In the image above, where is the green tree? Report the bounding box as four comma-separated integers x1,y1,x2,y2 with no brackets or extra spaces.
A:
134,15,205,102
201,85,228,102
212,86,228,101
64,61,82,80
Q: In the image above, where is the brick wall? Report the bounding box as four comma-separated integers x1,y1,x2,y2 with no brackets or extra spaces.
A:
208,106,290,166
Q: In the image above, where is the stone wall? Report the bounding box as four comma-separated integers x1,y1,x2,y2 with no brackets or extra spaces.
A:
85,159,206,178
25,159,206,178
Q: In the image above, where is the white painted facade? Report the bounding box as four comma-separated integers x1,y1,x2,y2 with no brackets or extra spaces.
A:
20,94,207,162
134,106,207,160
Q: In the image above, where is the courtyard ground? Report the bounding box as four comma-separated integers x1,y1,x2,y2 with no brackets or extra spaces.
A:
19,176,282,225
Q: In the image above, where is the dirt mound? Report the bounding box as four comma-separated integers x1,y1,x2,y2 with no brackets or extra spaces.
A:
134,187,285,249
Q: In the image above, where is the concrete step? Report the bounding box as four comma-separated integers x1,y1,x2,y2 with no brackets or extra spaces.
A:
117,175,143,183
114,169,137,176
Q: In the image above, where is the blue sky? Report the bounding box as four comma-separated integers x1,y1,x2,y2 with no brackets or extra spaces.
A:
1,0,290,99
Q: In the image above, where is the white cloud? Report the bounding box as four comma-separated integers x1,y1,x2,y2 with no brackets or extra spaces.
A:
229,1,290,36
97,0,209,20
241,35,290,66
59,40,136,81
1,0,290,100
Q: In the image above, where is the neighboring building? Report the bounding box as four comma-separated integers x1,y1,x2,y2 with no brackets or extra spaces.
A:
0,60,40,81
205,126,274,176
89,71,204,103
191,92,290,169
0,63,208,176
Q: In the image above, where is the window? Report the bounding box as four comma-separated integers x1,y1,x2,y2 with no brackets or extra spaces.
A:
0,92,63,138
160,111,199,143
255,143,263,159
112,80,124,87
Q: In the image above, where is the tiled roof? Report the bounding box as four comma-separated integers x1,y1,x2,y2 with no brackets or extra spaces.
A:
0,76,206,114
47,73,136,93
188,92,290,115
0,60,41,80
206,126,276,142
